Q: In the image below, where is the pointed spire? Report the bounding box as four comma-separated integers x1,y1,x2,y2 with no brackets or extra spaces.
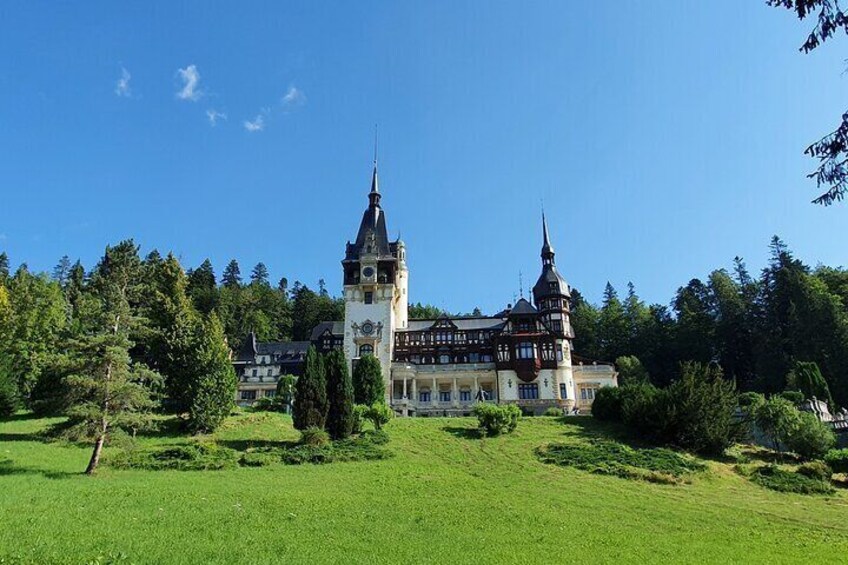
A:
368,124,381,207
541,211,555,264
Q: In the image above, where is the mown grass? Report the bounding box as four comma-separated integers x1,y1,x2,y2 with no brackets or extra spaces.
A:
1,412,848,564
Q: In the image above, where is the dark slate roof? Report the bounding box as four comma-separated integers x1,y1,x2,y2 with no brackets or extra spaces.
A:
400,317,506,332
509,298,538,316
310,321,345,341
235,332,258,362
346,165,393,260
532,265,571,299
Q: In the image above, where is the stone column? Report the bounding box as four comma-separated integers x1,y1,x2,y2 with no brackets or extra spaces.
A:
432,376,438,407
403,376,408,400
452,377,459,408
474,375,479,401
412,379,418,407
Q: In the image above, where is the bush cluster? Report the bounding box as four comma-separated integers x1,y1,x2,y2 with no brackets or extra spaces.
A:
473,403,521,436
536,439,705,484
593,363,739,455
743,464,835,495
109,443,240,471
824,449,848,474
754,397,836,460
796,461,833,481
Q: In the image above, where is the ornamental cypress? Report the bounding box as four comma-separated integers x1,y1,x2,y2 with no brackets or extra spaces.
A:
325,349,354,440
352,354,384,405
293,346,327,431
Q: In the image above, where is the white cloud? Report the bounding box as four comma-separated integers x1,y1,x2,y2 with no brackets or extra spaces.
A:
115,67,132,97
243,114,265,132
206,109,227,126
176,64,202,101
281,86,305,108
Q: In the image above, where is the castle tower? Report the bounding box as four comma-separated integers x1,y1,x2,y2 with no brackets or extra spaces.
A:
342,160,408,397
531,213,575,406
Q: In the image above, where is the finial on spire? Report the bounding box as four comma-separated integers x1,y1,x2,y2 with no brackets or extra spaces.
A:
519,270,524,299
373,123,378,166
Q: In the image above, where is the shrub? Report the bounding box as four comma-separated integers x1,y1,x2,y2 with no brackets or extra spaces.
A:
536,439,705,483
620,382,675,439
615,355,650,386
252,396,278,412
543,407,563,417
300,427,330,447
746,464,835,495
824,449,848,474
352,404,368,434
109,443,240,471
738,392,766,410
754,396,802,451
666,363,739,455
591,386,622,422
796,461,833,481
365,403,394,431
352,354,384,406
785,412,836,460
0,367,19,418
240,451,279,467
779,391,804,405
473,403,521,436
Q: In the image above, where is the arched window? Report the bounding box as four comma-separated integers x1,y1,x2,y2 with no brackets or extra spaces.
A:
359,344,374,357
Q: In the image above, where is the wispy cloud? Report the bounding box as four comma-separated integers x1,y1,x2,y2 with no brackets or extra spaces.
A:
115,67,132,97
206,109,227,126
243,114,265,132
281,86,306,108
176,64,202,101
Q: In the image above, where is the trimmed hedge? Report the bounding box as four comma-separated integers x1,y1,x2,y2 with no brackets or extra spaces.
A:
473,403,521,436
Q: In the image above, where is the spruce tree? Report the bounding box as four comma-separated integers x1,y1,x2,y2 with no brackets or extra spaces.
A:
293,347,328,430
187,314,237,433
250,263,270,286
325,349,354,440
0,252,9,284
352,354,384,405
222,260,242,288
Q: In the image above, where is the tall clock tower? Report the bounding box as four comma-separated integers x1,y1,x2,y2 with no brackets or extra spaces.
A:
342,160,408,395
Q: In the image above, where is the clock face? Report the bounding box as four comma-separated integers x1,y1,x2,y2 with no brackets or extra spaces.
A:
362,266,375,278
361,322,374,335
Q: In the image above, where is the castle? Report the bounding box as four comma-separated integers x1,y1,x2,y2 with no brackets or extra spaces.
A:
234,160,618,415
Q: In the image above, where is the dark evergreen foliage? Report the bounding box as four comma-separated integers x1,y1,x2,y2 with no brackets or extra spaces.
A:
352,354,384,405
325,349,354,440
292,347,327,431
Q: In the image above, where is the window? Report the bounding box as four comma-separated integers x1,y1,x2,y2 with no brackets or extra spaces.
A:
419,390,431,403
265,389,276,398
359,344,374,357
541,342,554,361
439,390,452,402
364,291,373,304
580,387,598,401
439,354,450,364
240,390,257,401
551,320,562,332
460,389,472,402
557,348,564,362
497,343,510,362
559,383,568,400
516,341,536,360
252,369,258,377
518,383,539,400
549,282,559,293
410,354,421,364
481,354,493,363
469,352,480,363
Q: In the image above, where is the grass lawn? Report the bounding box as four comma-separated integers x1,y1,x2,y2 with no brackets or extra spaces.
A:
1,412,847,564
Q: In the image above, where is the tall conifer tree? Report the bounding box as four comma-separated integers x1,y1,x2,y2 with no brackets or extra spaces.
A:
293,346,327,430
325,349,354,440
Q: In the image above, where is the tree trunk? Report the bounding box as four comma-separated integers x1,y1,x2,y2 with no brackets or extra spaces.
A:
85,425,106,475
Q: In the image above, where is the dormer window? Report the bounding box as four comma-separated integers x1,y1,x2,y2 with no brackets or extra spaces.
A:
549,282,559,293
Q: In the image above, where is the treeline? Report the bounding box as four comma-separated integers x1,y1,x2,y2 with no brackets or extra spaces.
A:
572,237,848,407
0,241,344,425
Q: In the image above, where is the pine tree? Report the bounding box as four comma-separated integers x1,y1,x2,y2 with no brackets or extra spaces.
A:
293,347,328,430
222,260,242,288
0,252,9,284
52,255,72,287
187,314,237,433
187,259,218,314
251,263,270,286
66,262,160,474
325,349,354,440
352,354,384,405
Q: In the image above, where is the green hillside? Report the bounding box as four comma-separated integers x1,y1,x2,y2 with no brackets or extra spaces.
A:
1,413,847,564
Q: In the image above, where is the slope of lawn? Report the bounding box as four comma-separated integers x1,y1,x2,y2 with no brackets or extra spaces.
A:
1,411,847,564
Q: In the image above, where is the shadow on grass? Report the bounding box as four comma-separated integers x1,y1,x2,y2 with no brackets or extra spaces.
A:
0,432,45,443
0,459,79,480
442,426,484,440
1,412,44,423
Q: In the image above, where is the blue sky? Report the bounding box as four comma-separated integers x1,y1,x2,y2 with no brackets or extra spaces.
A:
0,1,846,313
